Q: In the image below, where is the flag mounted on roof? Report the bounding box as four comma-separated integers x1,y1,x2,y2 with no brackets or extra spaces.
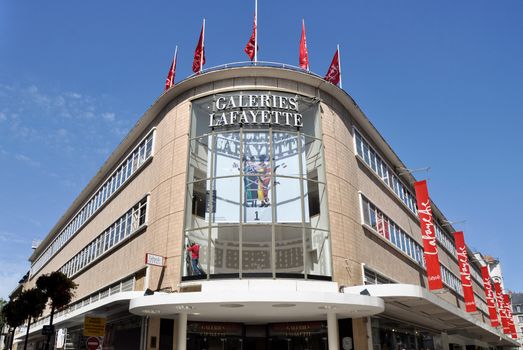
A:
192,19,206,73
299,19,309,70
164,46,178,91
244,0,258,61
324,45,342,88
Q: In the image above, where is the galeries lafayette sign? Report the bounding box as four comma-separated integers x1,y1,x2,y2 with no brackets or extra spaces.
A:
208,94,304,128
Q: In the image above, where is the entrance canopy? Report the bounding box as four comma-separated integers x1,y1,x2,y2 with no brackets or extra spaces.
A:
129,280,384,323
342,284,520,347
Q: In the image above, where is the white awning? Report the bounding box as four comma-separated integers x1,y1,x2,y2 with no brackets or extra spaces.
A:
130,279,385,322
342,284,520,347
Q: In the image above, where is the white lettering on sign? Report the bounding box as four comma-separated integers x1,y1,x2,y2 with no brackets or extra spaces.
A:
418,200,438,255
208,94,303,128
456,246,472,287
146,253,165,267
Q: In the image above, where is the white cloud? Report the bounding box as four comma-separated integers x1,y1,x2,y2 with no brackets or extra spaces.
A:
101,112,115,122
0,231,29,245
0,111,6,122
56,128,69,137
14,153,40,167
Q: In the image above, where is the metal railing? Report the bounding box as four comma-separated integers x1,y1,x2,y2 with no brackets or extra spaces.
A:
186,60,326,81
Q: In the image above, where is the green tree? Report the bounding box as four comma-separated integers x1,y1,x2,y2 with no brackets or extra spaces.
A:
0,298,7,350
1,299,26,350
16,289,47,350
0,298,6,335
36,272,77,350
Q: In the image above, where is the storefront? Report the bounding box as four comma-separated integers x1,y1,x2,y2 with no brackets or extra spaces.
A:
371,317,437,350
185,321,330,350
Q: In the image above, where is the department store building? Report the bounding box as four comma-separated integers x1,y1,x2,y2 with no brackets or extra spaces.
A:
10,64,520,350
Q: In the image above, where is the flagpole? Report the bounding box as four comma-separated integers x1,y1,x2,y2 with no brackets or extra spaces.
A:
173,45,178,85
337,44,342,89
201,18,206,73
254,0,258,63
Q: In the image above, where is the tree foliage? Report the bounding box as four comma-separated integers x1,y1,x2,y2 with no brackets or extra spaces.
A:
36,271,78,310
18,288,47,321
0,298,6,331
1,299,25,329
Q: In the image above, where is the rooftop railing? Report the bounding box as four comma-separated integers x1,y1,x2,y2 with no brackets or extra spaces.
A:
188,60,326,81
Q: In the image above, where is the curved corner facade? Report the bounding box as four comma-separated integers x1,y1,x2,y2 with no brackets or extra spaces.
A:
11,66,519,350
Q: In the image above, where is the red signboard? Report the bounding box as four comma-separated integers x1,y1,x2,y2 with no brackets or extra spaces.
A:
453,232,476,312
494,281,510,334
414,180,443,290
480,266,500,327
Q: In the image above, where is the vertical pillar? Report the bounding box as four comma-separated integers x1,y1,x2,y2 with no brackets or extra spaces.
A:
144,266,150,290
327,313,339,350
439,332,450,350
433,332,450,350
177,313,187,350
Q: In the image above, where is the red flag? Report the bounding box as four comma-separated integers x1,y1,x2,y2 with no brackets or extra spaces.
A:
244,13,257,61
192,21,206,73
299,20,309,70
453,232,477,312
414,180,443,290
324,48,341,86
503,294,517,338
164,48,178,91
481,266,500,327
494,281,511,334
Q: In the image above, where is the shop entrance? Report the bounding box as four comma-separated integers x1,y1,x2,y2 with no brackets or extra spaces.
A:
186,321,329,350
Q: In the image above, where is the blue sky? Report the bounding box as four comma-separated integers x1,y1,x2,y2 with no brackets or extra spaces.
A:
1,0,522,299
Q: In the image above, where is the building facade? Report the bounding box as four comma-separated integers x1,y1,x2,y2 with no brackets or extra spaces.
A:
8,64,520,350
510,293,523,347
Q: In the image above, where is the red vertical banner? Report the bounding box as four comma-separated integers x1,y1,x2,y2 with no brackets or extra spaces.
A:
414,180,443,290
453,231,477,312
503,294,517,339
480,266,500,327
494,281,510,334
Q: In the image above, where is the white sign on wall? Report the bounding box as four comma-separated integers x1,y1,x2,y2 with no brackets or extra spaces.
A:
145,253,165,267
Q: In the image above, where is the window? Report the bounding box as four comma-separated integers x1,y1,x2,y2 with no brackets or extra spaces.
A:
31,131,155,277
360,195,423,267
364,267,395,285
354,129,417,214
59,197,149,278
184,92,330,279
440,265,462,294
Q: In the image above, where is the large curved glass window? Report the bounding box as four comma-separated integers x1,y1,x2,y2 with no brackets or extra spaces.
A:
183,91,331,280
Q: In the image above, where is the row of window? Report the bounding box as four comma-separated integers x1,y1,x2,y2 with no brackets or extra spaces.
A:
435,222,485,287
364,267,396,285
59,198,148,278
29,276,135,330
440,264,462,294
354,130,417,213
31,131,155,277
434,223,456,256
361,195,425,267
354,129,486,288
